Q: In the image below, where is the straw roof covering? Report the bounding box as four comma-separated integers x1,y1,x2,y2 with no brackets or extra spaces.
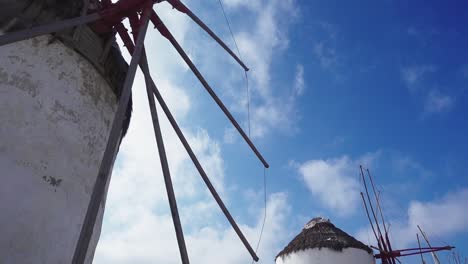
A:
276,217,372,260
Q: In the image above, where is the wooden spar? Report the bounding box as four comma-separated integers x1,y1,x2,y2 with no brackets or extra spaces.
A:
418,225,441,264
375,246,454,259
143,49,190,264
360,166,390,260
149,78,260,261
360,192,384,253
139,51,260,262
366,169,396,264
0,12,101,46
150,12,270,169
72,4,154,263
417,234,426,264
123,10,191,263
114,21,260,261
367,169,388,233
165,0,249,71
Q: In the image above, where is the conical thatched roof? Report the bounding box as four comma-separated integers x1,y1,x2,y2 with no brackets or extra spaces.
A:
276,217,372,260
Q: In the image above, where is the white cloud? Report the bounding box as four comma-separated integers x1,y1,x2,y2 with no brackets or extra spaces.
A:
95,69,291,263
250,98,299,138
424,89,454,113
406,189,468,238
209,0,301,138
294,64,305,96
399,65,456,114
222,0,261,10
400,65,436,91
462,65,468,78
186,192,291,264
313,41,337,70
311,22,340,73
223,127,237,144
297,153,379,216
357,188,468,249
95,191,292,264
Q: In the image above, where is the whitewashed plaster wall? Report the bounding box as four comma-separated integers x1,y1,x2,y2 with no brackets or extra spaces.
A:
276,247,375,264
0,35,119,263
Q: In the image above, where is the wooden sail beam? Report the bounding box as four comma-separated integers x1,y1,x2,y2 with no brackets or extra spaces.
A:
72,3,154,263
117,9,260,263
0,12,101,46
0,0,163,46
375,246,454,259
115,19,259,260
418,225,442,264
145,63,260,262
365,168,396,264
124,12,191,263
151,13,270,169
360,192,385,254
143,49,190,264
360,166,391,262
165,0,249,71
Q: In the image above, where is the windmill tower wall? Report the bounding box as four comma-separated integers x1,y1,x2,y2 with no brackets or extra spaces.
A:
276,247,375,264
0,28,126,264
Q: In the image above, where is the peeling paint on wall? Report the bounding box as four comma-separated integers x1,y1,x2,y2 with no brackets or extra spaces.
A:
0,35,119,263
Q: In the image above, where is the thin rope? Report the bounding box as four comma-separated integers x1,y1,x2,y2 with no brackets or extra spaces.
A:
216,0,251,137
251,167,267,264
217,0,242,60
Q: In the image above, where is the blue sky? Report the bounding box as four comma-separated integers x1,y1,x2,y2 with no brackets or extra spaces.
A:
95,0,468,263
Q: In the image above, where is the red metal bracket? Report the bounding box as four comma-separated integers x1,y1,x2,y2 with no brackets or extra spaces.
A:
93,0,157,33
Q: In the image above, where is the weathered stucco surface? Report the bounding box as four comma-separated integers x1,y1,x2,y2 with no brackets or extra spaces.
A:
0,35,118,263
276,247,375,264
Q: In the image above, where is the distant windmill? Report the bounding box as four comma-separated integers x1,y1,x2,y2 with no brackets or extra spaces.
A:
0,0,268,263
275,217,375,264
358,166,454,264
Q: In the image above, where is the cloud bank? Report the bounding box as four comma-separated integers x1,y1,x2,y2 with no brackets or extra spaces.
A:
357,188,468,249
296,153,379,217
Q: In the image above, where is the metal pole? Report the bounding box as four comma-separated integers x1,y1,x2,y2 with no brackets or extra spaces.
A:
115,19,259,259
151,13,269,169
417,234,427,264
360,166,388,254
360,192,382,250
366,169,396,264
142,49,190,264
366,169,388,233
0,12,101,46
418,225,442,264
71,4,153,263
115,20,259,260
397,247,454,257
165,0,249,71
138,50,259,261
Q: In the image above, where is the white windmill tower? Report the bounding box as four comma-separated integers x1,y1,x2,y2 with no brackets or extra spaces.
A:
1,1,131,262
276,217,375,264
